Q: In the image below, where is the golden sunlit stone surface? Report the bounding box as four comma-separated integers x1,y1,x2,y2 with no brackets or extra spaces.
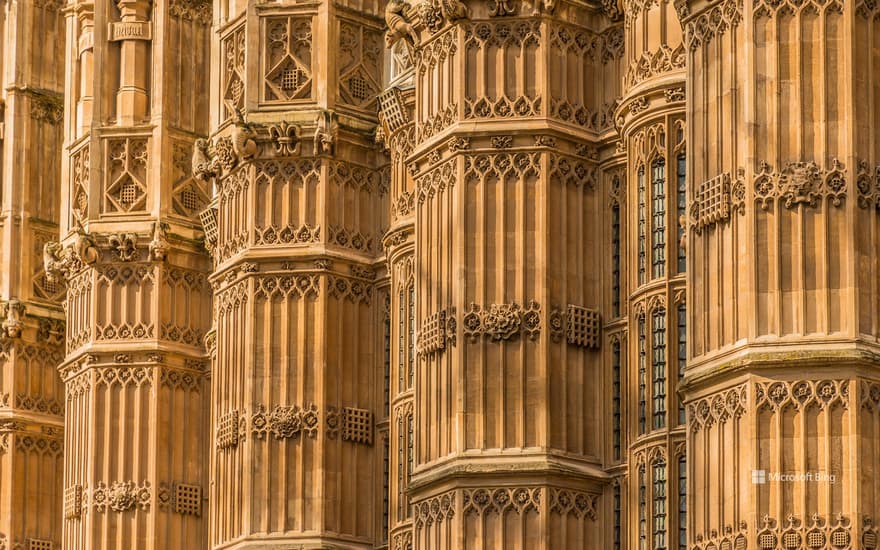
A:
0,0,876,547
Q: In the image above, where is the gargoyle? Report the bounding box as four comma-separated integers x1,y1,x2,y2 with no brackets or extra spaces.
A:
192,138,216,181
385,0,419,48
232,109,259,160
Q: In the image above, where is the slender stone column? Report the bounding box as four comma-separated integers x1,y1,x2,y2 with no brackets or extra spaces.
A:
396,2,625,548
0,0,67,547
680,0,877,546
205,1,389,547
55,0,214,548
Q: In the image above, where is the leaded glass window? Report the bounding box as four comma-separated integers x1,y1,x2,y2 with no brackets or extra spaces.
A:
653,309,667,430
653,461,668,550
652,159,666,279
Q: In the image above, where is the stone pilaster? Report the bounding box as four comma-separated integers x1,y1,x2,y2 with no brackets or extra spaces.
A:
55,0,213,548
0,0,67,547
680,0,875,546
391,2,625,548
205,0,389,547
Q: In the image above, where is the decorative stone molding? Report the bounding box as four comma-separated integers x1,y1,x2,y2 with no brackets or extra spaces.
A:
755,379,850,411
548,304,601,349
754,159,847,210
252,274,320,300
548,488,598,520
462,301,541,342
857,160,880,209
688,384,747,433
690,522,747,550
417,307,456,356
251,403,319,440
14,393,63,416
168,0,211,24
753,0,842,17
463,487,541,516
92,480,151,512
757,514,851,550
414,490,456,528
684,0,742,51
624,44,685,89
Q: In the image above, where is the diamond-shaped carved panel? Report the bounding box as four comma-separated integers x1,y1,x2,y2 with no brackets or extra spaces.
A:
263,17,312,102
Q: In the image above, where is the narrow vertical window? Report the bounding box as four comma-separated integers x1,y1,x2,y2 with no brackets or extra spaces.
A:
639,467,647,550
613,340,622,460
678,305,686,425
638,166,647,285
652,158,666,279
397,417,405,520
397,291,404,391
653,461,668,550
614,483,622,550
612,201,621,317
677,154,686,274
653,309,667,430
406,414,414,518
638,316,647,435
678,456,687,550
383,437,389,540
408,286,415,388
384,308,391,414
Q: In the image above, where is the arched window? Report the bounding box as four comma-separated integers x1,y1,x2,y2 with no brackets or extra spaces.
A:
614,482,622,550
639,466,647,550
676,154,686,274
638,316,647,435
612,202,621,317
678,305,686,425
653,460,668,550
678,456,687,550
408,286,415,387
638,166,647,285
652,309,667,430
612,340,622,460
652,158,667,279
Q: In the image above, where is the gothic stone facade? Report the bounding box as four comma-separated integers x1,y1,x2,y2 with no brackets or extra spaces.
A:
0,0,876,548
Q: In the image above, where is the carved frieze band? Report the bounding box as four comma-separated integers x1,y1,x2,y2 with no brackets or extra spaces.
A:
218,404,374,447
755,379,850,411
462,301,541,342
624,44,686,90
754,160,846,209
757,514,852,550
417,307,456,356
690,522,747,550
687,384,747,433
414,490,456,528
463,487,542,516
91,480,152,513
682,0,742,51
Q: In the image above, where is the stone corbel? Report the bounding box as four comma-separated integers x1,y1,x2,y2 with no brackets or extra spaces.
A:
313,110,338,157
0,300,25,339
